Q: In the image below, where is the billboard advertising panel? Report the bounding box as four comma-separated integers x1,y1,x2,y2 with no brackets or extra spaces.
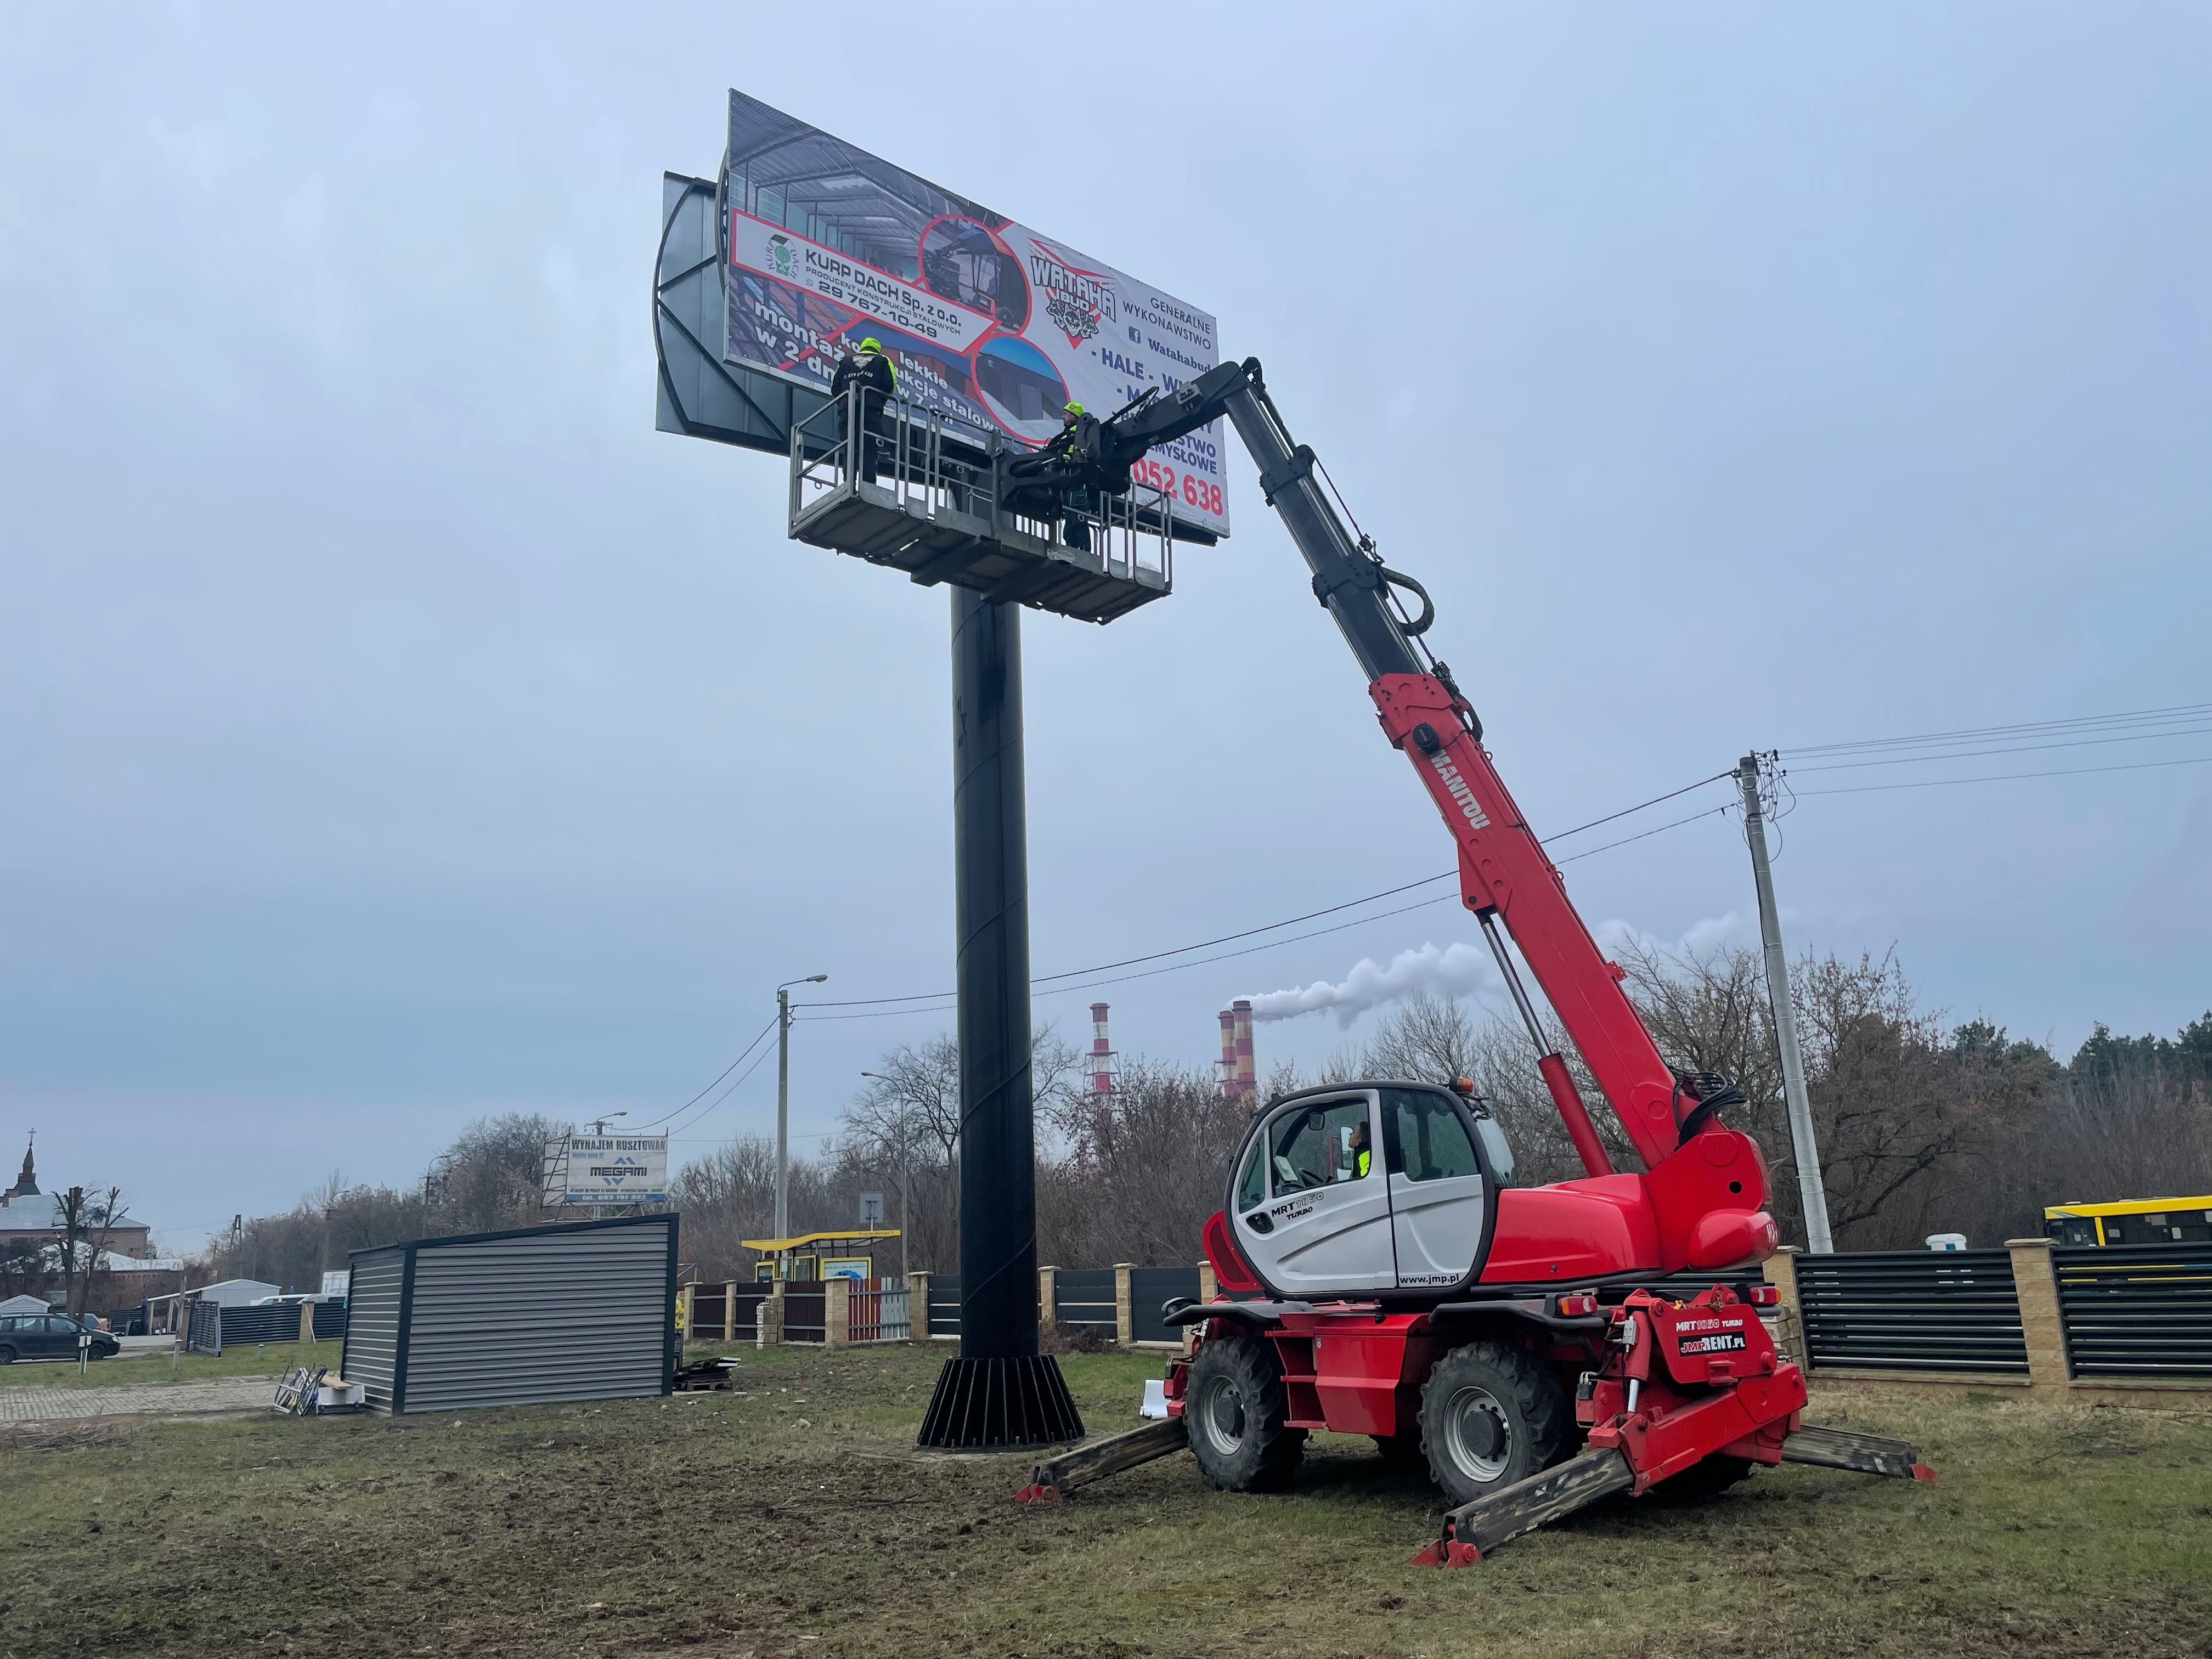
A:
544,1136,670,1206
719,90,1228,535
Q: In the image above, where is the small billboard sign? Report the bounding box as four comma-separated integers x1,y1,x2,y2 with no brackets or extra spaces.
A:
542,1136,670,1206
320,1271,351,1298
859,1192,885,1228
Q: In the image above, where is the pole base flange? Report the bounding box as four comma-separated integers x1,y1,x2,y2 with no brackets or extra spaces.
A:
917,1354,1085,1452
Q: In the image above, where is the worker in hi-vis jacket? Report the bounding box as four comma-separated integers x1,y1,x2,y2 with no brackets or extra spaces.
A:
830,337,897,478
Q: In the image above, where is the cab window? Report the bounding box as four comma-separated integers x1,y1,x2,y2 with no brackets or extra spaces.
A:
1270,1099,1373,1192
1380,1088,1482,1182
1234,1139,1267,1214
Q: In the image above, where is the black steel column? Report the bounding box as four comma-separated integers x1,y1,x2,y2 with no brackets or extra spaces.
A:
916,588,1084,1451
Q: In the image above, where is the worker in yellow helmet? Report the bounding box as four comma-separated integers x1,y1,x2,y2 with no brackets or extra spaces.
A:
830,337,899,479
1049,400,1095,551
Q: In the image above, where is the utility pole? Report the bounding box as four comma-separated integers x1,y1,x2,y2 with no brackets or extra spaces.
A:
775,974,828,1242
1736,753,1835,1254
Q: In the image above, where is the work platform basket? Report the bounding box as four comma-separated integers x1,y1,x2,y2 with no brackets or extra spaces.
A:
787,391,1174,625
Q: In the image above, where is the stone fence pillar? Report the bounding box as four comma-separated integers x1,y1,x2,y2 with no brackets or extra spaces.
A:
2006,1237,2071,1393
1114,1264,1135,1347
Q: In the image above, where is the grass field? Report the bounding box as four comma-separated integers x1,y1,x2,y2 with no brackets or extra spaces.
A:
0,1338,343,1392
1,1339,2205,1658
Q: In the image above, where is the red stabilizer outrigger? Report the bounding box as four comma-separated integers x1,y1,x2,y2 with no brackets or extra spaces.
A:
1410,1288,1934,1566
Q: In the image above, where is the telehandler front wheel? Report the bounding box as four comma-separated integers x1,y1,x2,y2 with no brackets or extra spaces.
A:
1418,1340,1571,1508
1184,1334,1306,1492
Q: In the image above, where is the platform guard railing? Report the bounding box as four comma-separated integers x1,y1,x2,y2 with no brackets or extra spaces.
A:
789,388,1173,588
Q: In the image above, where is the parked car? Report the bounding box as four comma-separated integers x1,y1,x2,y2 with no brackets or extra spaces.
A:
0,1313,120,1364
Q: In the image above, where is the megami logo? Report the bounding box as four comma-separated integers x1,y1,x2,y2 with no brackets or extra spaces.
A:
1429,752,1491,830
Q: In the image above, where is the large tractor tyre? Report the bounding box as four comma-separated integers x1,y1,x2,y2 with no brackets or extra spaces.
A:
1650,1453,1754,1503
1184,1334,1307,1493
1418,1340,1572,1508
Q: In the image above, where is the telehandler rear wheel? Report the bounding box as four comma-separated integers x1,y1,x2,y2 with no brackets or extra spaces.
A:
1184,1334,1306,1492
1418,1340,1571,1508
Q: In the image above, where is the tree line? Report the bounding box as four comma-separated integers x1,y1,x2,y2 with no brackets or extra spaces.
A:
190,941,2212,1290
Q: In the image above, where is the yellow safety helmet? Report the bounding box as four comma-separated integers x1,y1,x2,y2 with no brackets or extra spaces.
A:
859,336,883,353
1064,401,1085,417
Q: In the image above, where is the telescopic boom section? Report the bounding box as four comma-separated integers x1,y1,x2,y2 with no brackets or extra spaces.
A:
1093,359,1685,1173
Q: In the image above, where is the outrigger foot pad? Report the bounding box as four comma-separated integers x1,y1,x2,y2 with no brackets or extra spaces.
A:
1416,1447,1637,1567
1780,1425,1933,1482
1014,1415,1188,1503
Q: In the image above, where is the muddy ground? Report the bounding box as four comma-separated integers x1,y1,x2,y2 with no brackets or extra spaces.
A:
2,1341,2205,1657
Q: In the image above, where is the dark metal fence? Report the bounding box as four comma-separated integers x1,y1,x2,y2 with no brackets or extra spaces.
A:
1797,1249,2028,1374
782,1286,827,1345
2056,1243,2212,1379
927,1275,962,1339
1131,1268,1201,1343
312,1301,347,1340
1053,1269,1118,1331
218,1304,292,1347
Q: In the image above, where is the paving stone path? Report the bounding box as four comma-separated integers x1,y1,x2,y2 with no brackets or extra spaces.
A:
0,1374,278,1423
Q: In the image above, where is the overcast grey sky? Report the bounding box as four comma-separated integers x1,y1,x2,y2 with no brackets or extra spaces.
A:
3,5,2207,1253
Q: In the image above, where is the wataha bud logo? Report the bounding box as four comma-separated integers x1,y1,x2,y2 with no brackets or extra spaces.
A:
1029,250,1115,349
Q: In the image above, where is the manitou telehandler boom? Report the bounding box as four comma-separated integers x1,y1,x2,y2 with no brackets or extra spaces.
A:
1005,359,1935,1562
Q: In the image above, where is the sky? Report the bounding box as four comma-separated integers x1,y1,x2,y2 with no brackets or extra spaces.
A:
3,4,2207,1254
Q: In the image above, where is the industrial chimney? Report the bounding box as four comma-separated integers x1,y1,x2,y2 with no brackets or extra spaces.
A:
1231,998,1257,1099
1217,1008,1237,1095
1089,1002,1116,1097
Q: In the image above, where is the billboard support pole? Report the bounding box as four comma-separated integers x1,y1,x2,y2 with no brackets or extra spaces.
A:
916,589,1083,1451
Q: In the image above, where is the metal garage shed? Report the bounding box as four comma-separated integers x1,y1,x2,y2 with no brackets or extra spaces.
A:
341,1213,676,1414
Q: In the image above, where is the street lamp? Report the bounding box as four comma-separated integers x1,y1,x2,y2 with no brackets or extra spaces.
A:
774,974,828,1242
861,1070,913,1280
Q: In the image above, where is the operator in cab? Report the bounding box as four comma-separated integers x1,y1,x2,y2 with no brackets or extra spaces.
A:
830,337,898,478
1346,1120,1372,1180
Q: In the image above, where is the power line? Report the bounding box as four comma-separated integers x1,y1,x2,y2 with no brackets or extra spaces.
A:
1787,722,2212,773
1783,699,2212,758
1541,771,1734,840
1552,804,1734,865
792,892,1470,1024
797,768,1735,1014
1789,752,2212,796
659,1038,782,1139
799,868,1460,1008
631,1012,779,1131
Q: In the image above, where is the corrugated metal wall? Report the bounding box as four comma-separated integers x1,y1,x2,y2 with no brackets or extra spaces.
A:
397,1218,673,1413
342,1249,407,1409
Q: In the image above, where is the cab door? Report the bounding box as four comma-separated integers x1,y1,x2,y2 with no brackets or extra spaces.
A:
1378,1087,1493,1290
1229,1092,1396,1298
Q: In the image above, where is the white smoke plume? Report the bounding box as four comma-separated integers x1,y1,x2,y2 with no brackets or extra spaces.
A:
1247,913,1753,1031
1246,941,1506,1030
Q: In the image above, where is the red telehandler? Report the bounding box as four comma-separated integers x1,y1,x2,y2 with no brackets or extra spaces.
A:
1008,360,1934,1562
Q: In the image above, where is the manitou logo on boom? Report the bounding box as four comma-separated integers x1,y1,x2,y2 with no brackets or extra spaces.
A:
1429,752,1491,830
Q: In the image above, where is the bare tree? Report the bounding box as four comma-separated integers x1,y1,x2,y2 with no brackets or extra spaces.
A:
427,1113,563,1235
1040,1058,1251,1267
52,1186,129,1316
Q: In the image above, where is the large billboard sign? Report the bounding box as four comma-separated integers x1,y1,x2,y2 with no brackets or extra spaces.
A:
719,91,1229,535
542,1136,670,1207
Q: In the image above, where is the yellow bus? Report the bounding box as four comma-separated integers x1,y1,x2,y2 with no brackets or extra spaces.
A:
2042,1197,2212,1247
